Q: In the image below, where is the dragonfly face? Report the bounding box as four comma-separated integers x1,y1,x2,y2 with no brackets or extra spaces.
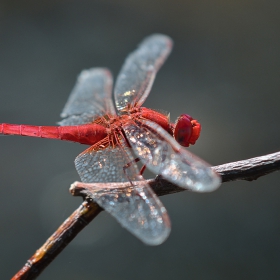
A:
173,114,201,147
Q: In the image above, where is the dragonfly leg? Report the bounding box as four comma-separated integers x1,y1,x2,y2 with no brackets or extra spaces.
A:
139,164,146,175
123,158,147,183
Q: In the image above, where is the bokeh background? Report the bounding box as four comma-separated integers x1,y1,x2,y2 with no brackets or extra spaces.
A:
1,1,280,279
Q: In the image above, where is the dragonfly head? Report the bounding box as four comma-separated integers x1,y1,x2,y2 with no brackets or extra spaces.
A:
173,114,201,147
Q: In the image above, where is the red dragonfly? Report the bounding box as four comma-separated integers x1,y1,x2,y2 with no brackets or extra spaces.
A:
0,34,220,245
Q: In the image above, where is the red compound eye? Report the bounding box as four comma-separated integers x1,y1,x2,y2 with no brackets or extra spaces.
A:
174,114,201,147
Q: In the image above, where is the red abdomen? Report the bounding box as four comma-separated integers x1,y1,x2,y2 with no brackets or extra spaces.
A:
0,123,107,145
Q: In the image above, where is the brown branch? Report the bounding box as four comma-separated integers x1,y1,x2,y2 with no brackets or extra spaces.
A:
12,151,280,280
11,201,102,280
213,152,280,182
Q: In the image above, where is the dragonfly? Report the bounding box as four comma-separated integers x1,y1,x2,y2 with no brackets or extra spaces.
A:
0,34,220,245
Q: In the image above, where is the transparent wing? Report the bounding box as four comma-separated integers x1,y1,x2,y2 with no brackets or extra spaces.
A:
75,143,171,245
59,113,96,126
124,120,221,192
81,182,170,245
75,144,139,183
59,68,116,125
114,34,173,112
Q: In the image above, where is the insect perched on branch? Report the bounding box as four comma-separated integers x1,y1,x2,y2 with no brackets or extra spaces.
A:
0,34,221,245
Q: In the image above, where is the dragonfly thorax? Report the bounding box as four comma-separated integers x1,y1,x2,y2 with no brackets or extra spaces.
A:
138,107,201,148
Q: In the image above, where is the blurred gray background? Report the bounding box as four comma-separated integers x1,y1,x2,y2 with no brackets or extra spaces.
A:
0,1,280,279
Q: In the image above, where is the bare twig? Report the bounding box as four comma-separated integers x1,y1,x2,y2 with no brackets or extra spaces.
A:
12,151,280,280
12,201,102,280
213,152,280,182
